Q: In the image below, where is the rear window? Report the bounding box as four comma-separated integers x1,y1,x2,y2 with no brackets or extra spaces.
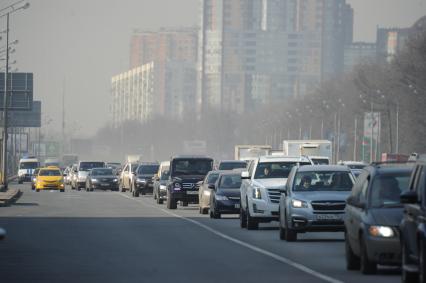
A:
370,172,411,208
39,170,61,176
138,165,159,175
293,171,354,192
80,162,105,171
207,173,219,184
218,162,247,170
219,174,242,189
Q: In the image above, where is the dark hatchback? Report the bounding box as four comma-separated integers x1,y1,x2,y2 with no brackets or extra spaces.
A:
85,168,119,191
210,172,242,218
166,156,214,210
217,160,247,171
345,163,413,274
134,163,159,195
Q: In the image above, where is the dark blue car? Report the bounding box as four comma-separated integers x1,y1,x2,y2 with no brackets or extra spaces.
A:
210,172,242,219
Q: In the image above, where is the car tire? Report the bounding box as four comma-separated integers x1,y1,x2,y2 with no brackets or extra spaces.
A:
420,240,426,283
279,224,286,240
240,206,247,228
119,182,125,192
18,180,23,184
360,237,377,274
77,187,81,191
284,212,297,241
202,208,208,215
154,190,157,200
141,188,146,195
345,233,360,270
36,189,40,192
134,189,140,197
182,201,188,207
402,241,418,283
157,196,163,204
246,208,259,230
166,191,177,209
60,189,65,192
199,206,203,214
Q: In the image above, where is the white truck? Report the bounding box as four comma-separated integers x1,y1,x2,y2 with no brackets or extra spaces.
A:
239,155,313,230
234,145,272,161
283,140,332,165
126,154,142,163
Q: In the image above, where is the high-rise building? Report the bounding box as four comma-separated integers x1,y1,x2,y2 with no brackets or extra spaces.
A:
344,42,376,72
198,0,353,114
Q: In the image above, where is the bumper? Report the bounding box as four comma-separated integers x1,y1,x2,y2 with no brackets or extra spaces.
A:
289,209,345,232
248,198,279,220
36,184,64,190
136,182,154,192
19,175,32,182
365,234,401,265
91,183,118,190
170,190,199,203
215,199,240,214
77,181,86,187
158,188,167,199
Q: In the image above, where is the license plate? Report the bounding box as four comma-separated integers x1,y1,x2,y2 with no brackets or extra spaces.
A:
234,203,240,209
186,191,198,195
101,183,109,186
316,214,342,221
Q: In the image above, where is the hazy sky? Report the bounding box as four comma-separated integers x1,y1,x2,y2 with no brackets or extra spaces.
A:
2,0,425,137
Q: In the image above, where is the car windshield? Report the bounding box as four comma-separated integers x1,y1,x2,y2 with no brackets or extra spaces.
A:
254,162,310,179
20,162,39,169
370,172,411,208
219,174,242,189
138,165,159,175
91,168,113,176
206,173,219,184
172,159,213,176
293,171,354,192
311,158,329,165
160,169,170,180
33,169,40,175
131,164,139,173
218,162,247,170
39,169,61,176
80,162,105,171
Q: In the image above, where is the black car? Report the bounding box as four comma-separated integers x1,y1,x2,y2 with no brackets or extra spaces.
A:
85,168,119,191
132,163,160,195
166,155,214,210
217,160,247,171
209,172,242,219
345,162,413,274
400,157,426,282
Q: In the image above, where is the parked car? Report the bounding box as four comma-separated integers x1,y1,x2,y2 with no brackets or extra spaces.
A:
31,168,40,190
198,170,222,214
71,161,106,190
217,160,247,171
166,155,214,209
119,162,139,194
400,157,426,282
85,168,119,191
132,162,160,196
210,172,242,218
240,155,312,230
279,165,354,241
35,166,65,192
153,161,170,204
345,162,413,274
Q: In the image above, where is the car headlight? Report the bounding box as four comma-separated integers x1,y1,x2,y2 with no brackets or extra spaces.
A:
203,190,211,196
215,195,228,201
160,185,166,190
174,183,181,190
368,226,395,238
292,199,308,208
252,187,262,199
137,178,146,183
113,178,118,182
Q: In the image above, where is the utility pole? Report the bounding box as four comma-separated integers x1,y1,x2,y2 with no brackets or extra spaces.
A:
2,13,10,187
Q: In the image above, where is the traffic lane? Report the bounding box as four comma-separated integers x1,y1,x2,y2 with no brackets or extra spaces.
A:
135,196,400,283
0,187,334,283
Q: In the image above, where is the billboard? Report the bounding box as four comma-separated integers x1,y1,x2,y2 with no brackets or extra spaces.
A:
0,73,33,110
0,101,41,127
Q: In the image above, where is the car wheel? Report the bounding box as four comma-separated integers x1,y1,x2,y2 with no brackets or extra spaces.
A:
77,187,81,191
18,180,23,184
284,212,297,241
240,206,247,228
154,190,157,200
199,206,203,214
182,201,188,207
345,232,360,270
202,208,208,215
420,240,426,283
134,189,140,197
402,240,418,283
246,208,259,230
157,196,163,204
119,182,125,192
360,237,377,274
141,187,146,195
60,189,65,192
36,189,40,192
166,191,177,209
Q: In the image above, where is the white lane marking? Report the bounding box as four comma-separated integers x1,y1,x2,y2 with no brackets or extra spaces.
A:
116,192,343,283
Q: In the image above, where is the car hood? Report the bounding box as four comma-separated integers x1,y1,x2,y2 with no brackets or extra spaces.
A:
92,175,116,179
39,176,62,182
217,188,240,197
369,207,404,226
292,191,351,202
253,178,287,189
137,174,155,179
173,176,205,183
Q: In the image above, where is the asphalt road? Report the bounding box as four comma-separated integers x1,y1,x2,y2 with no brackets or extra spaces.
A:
0,183,401,283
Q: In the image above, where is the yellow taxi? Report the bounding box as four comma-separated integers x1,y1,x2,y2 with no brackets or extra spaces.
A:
35,166,65,192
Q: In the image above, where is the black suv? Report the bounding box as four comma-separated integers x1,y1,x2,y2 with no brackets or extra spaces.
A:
166,155,214,210
132,162,159,195
400,157,426,282
345,162,413,274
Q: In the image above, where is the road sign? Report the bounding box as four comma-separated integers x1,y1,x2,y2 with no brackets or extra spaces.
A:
0,101,41,127
0,73,33,110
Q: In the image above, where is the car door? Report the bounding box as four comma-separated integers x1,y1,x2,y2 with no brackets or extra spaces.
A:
241,160,256,211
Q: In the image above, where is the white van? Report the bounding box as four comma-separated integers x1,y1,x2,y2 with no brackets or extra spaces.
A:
18,157,40,184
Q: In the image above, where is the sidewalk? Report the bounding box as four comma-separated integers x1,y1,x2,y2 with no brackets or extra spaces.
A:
0,177,22,206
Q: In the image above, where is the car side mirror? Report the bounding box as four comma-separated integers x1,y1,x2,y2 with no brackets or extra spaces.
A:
241,171,250,179
347,196,365,209
0,227,6,240
208,184,215,190
401,190,418,204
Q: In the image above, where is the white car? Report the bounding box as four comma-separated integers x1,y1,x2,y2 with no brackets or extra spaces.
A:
239,155,313,230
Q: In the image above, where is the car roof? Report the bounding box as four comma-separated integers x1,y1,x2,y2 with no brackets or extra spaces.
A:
258,155,311,162
172,155,213,159
219,160,247,164
365,163,414,174
218,171,243,177
297,165,351,172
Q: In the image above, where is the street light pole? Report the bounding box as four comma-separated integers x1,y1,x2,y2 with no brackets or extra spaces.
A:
396,102,399,154
2,13,9,187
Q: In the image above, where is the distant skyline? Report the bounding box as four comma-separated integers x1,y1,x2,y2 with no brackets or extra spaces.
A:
2,0,425,137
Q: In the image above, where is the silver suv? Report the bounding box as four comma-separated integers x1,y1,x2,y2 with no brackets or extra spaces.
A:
279,165,354,241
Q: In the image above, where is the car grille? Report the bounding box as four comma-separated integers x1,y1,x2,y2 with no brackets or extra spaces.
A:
311,201,346,211
182,183,200,190
268,189,282,204
228,196,240,201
